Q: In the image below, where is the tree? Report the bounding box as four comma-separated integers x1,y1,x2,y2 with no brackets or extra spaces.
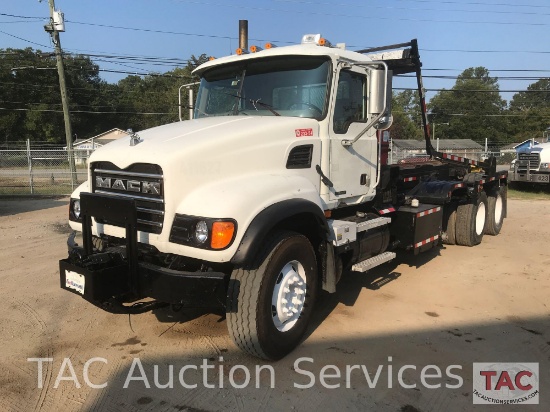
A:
0,48,63,143
0,48,205,143
428,67,508,144
390,90,423,140
509,79,550,111
187,54,210,71
0,48,117,143
508,79,550,142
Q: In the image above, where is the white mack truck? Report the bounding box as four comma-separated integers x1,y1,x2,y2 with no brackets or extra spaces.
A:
60,34,508,360
510,140,550,186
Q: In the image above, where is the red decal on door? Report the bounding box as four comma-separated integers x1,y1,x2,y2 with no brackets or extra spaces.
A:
295,128,313,137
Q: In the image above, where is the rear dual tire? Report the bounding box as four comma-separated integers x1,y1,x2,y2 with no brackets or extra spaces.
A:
442,203,457,245
485,186,506,236
456,193,488,247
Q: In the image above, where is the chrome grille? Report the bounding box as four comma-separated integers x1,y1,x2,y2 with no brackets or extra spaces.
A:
517,153,540,172
91,162,164,234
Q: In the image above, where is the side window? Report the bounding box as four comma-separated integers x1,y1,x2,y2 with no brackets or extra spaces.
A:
333,71,367,134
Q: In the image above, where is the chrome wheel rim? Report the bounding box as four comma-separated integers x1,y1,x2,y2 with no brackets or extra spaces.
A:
271,260,307,332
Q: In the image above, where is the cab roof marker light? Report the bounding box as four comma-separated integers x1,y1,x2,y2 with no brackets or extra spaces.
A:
264,42,277,49
249,45,263,53
236,48,249,55
301,34,321,45
319,37,332,47
208,56,216,61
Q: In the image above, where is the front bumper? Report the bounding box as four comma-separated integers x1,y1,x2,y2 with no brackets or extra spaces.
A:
59,192,228,314
511,170,550,184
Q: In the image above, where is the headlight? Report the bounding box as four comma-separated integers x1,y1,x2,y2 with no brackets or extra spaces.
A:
170,215,237,250
69,198,81,222
540,163,549,170
73,199,81,219
195,220,209,243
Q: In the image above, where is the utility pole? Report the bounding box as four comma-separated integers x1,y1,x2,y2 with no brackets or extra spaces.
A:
44,0,77,189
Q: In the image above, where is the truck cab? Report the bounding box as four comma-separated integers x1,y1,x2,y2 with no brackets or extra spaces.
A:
191,36,391,210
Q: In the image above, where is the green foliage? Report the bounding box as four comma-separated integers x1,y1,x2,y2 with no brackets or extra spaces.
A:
428,66,509,144
0,48,205,144
508,79,550,142
390,90,423,140
1,50,549,148
509,79,550,111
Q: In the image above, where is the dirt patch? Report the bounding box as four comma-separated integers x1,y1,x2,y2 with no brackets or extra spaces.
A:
0,198,549,411
50,221,72,234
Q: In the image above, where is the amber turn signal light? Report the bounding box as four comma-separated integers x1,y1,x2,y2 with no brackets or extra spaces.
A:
211,221,236,249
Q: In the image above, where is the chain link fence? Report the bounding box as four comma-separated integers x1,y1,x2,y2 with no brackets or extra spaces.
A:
0,138,516,195
0,140,92,195
388,139,515,166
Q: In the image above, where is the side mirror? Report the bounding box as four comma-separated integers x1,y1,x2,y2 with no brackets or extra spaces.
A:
369,68,393,130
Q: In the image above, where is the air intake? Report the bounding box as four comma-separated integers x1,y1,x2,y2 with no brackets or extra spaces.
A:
286,145,313,169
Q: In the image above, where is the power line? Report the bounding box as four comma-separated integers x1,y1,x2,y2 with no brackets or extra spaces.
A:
65,20,236,41
423,69,550,72
0,107,171,115
0,13,44,20
1,81,547,97
96,68,193,78
58,49,191,65
0,81,193,96
393,0,550,10
2,14,550,56
0,20,41,24
3,105,549,118
89,58,183,70
395,88,550,93
395,111,550,118
0,100,168,111
420,48,550,54
275,0,550,17
398,74,550,80
172,0,550,26
5,49,548,79
0,30,52,49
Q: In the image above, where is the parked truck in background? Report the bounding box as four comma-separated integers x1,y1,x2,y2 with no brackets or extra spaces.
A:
59,33,508,360
510,139,550,187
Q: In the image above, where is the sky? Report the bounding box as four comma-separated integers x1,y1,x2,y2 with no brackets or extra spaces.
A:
1,0,550,103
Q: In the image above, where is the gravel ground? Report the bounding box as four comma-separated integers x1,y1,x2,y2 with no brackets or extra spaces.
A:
0,197,549,412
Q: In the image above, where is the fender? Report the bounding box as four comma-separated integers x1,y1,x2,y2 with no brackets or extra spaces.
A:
231,198,329,266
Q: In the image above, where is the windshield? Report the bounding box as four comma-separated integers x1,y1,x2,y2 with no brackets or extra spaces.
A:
194,56,331,119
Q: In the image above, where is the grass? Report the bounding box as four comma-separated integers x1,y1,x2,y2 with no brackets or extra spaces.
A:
508,187,550,201
0,176,81,195
0,186,73,195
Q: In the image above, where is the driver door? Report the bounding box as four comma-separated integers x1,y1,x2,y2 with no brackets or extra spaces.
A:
328,68,378,202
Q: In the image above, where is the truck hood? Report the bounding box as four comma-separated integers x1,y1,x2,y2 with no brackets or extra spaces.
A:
88,116,319,168
81,115,323,262
517,142,550,162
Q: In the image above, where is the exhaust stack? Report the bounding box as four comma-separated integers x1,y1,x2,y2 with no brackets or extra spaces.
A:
239,20,248,52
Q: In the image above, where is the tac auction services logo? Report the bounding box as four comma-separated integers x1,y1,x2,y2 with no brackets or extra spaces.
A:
473,363,539,405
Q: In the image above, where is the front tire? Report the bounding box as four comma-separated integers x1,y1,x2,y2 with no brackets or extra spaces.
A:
226,231,318,360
